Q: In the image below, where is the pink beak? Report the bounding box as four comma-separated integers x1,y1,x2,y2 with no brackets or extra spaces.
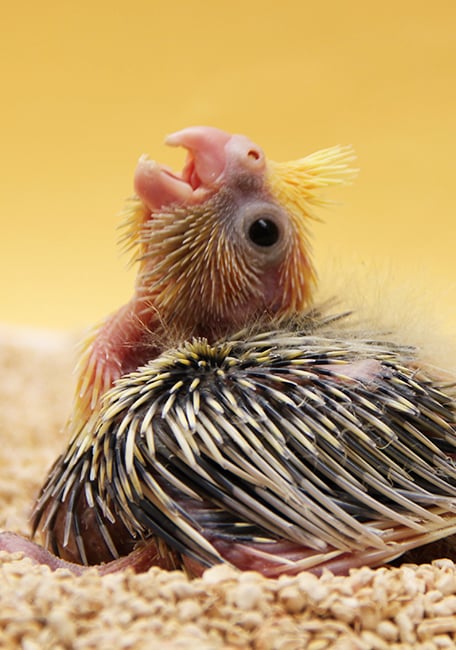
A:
134,126,265,211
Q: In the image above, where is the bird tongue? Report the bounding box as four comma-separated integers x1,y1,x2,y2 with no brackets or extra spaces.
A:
134,126,265,211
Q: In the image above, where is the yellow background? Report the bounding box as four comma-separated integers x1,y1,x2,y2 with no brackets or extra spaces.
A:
1,1,455,331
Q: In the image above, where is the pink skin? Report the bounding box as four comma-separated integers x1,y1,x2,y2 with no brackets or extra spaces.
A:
81,127,267,407
0,530,423,578
0,532,176,575
0,532,326,577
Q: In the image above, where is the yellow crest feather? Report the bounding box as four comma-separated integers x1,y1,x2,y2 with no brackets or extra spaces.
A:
267,145,358,221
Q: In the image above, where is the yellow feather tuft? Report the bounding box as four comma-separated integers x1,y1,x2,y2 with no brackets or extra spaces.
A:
267,145,358,221
117,197,150,267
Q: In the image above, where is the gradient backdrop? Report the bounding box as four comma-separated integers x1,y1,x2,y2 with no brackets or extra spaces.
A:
2,1,455,331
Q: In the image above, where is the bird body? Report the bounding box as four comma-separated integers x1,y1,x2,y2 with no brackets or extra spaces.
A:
4,127,456,577
32,313,456,577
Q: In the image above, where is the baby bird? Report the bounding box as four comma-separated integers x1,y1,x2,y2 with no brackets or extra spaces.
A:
72,126,337,431
3,127,456,577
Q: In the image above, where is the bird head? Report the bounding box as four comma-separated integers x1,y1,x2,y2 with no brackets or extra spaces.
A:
122,126,356,339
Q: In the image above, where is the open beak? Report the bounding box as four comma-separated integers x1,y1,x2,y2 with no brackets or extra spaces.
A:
134,126,265,211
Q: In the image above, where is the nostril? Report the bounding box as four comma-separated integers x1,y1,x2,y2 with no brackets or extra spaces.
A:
225,135,265,172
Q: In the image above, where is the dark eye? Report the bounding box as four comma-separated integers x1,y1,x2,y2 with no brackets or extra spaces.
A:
248,218,280,247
